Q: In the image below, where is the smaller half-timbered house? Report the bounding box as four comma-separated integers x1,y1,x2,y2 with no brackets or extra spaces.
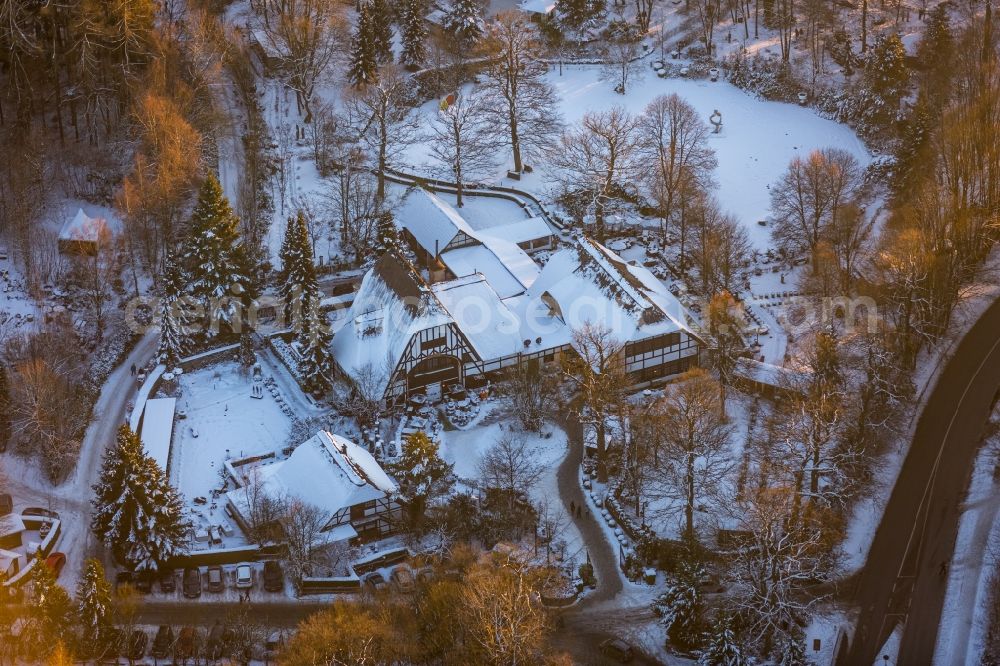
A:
226,431,399,543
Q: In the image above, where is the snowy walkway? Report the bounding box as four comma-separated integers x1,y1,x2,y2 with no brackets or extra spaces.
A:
554,412,623,603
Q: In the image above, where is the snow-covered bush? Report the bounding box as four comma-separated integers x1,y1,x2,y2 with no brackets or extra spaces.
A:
723,52,800,103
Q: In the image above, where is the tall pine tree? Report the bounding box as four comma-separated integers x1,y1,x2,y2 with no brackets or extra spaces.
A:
181,175,250,336
371,0,394,65
27,563,74,659
277,210,319,332
375,210,404,258
444,0,484,48
699,614,747,666
400,0,428,69
349,2,379,88
77,559,114,658
298,310,334,397
91,425,189,572
157,252,188,366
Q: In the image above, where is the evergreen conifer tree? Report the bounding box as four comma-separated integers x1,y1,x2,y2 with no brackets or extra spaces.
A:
699,614,746,666
349,2,379,88
778,634,809,666
157,252,188,366
444,0,484,48
375,210,404,258
400,0,428,69
28,563,74,657
371,0,394,64
181,175,249,335
278,210,319,332
77,559,114,658
386,431,454,530
91,425,189,572
298,311,334,396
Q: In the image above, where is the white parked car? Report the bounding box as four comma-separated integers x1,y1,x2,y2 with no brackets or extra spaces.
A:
235,564,254,589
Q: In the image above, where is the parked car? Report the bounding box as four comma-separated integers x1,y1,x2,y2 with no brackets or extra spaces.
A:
135,571,154,594
363,572,388,592
44,552,66,578
263,560,284,592
390,566,415,593
174,626,196,661
599,638,635,663
125,629,148,660
114,570,134,593
151,625,174,659
0,494,12,517
235,563,254,589
159,569,176,593
20,507,58,519
207,565,225,592
182,567,201,599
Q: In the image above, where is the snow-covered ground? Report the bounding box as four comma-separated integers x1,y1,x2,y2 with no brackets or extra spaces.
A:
935,410,1000,666
404,65,870,250
170,360,296,549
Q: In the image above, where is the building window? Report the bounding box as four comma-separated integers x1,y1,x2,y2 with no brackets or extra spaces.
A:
422,335,446,351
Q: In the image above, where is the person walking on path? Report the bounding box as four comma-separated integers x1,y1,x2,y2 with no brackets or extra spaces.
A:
130,363,136,377
570,500,576,516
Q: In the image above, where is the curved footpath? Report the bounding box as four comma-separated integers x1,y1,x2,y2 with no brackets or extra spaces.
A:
846,295,1000,664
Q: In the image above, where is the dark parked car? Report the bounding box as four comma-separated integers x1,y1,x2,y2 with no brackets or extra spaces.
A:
135,570,154,594
206,565,225,592
363,572,387,592
182,567,201,599
125,629,148,660
263,560,284,592
174,626,196,661
151,625,174,659
0,493,12,517
599,638,635,663
159,569,176,593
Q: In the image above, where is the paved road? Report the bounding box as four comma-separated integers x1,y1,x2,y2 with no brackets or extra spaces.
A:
846,296,1000,664
4,331,158,588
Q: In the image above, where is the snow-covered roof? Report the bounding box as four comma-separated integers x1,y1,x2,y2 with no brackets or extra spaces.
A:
58,208,117,244
0,548,21,572
228,431,395,528
0,514,25,539
332,254,452,391
440,243,531,299
519,0,556,15
527,238,698,350
432,275,524,360
478,216,554,246
140,398,176,473
399,189,478,257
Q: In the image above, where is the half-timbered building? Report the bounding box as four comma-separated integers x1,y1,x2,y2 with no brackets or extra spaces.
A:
225,431,399,543
331,191,703,407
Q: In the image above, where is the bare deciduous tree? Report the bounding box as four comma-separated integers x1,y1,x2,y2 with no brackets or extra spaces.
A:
639,94,717,257
504,358,558,431
478,431,544,498
427,88,499,207
562,323,627,482
550,107,641,241
478,12,563,173
649,369,734,541
265,0,346,122
348,65,421,201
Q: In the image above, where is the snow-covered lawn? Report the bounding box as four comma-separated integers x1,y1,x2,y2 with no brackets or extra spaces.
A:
404,64,870,250
170,360,295,548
